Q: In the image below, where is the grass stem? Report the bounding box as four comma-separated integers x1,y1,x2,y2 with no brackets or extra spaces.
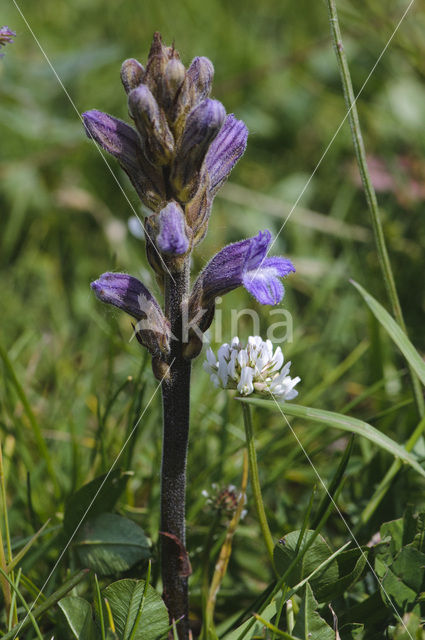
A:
241,403,276,569
325,0,424,418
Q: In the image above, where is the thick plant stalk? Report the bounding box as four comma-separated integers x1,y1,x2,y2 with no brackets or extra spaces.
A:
161,263,191,639
326,0,424,418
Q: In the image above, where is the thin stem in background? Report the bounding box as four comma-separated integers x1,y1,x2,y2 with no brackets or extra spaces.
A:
203,452,248,639
355,412,425,532
241,403,276,569
0,445,12,623
160,262,192,640
326,0,424,418
0,341,59,494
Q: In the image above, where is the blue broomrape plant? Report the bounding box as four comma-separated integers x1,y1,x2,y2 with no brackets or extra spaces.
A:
84,32,295,639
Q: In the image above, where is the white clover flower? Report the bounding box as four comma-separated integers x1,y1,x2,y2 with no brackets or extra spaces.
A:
203,336,300,401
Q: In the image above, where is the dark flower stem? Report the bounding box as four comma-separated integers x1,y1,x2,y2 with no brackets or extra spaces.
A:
326,0,424,419
161,261,191,639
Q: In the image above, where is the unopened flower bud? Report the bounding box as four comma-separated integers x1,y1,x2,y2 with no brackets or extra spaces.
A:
157,202,190,256
91,272,170,358
82,109,165,210
144,32,175,98
128,85,174,165
162,58,186,110
121,58,145,94
173,57,214,135
171,99,226,201
187,57,214,103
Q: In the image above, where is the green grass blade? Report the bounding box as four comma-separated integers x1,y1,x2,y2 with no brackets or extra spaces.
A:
237,399,425,479
0,340,58,492
311,436,353,529
351,280,425,387
1,569,89,640
5,520,50,574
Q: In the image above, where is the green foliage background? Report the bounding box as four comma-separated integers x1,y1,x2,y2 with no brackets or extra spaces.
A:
1,0,425,637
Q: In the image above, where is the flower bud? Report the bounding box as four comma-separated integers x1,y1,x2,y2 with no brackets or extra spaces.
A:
144,32,173,98
120,58,145,94
157,202,190,256
185,177,211,245
91,272,170,358
162,58,186,111
205,114,248,197
171,99,226,202
82,109,165,210
172,57,214,135
187,57,214,103
128,85,175,166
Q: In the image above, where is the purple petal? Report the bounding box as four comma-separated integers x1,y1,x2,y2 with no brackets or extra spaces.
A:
91,272,160,320
156,202,189,255
242,266,285,305
262,256,296,277
82,110,165,208
205,114,248,197
186,56,214,103
83,110,140,168
192,230,295,306
172,99,226,198
196,236,252,301
243,229,271,271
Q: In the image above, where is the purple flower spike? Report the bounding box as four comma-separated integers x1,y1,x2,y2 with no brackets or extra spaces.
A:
205,114,248,197
0,26,16,56
82,110,165,209
157,202,189,255
194,230,295,306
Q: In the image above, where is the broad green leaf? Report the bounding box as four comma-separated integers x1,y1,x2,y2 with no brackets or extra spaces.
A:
238,398,425,480
338,591,388,627
292,584,334,640
274,530,338,602
351,280,425,387
317,547,368,601
411,512,425,553
376,546,425,613
64,469,132,535
380,518,404,555
58,596,97,640
74,513,150,575
103,579,169,640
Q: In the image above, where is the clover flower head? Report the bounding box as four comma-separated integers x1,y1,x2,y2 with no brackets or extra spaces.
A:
204,336,300,401
202,483,247,519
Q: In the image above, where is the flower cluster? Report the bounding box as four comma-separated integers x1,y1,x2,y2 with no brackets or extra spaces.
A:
202,484,247,519
83,33,248,270
0,27,16,57
204,336,300,401
87,34,295,367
